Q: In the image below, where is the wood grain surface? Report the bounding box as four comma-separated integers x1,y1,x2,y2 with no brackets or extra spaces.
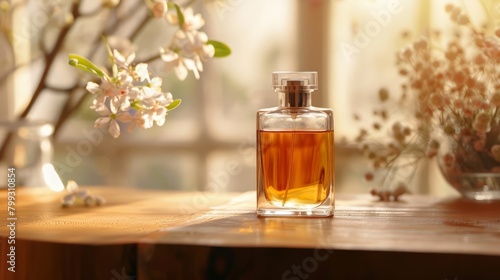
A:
1,187,500,279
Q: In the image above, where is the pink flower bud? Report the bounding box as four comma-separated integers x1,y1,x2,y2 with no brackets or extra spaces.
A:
152,0,168,18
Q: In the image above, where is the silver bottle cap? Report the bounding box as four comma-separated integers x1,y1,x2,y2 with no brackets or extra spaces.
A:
272,71,318,91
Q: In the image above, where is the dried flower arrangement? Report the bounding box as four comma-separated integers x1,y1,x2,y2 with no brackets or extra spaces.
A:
354,4,500,200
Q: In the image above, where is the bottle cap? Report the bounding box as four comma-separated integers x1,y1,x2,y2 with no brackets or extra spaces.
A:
272,71,318,91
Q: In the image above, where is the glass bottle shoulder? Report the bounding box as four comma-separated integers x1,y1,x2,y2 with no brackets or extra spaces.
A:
257,106,333,131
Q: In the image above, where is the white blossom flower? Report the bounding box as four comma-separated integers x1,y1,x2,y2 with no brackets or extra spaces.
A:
140,87,171,127
86,54,167,137
159,5,218,81
86,82,100,94
160,47,199,80
127,86,143,100
66,1,229,140
167,7,205,31
150,77,163,89
113,49,135,68
127,112,148,133
134,63,150,82
107,36,135,57
175,30,215,71
61,180,105,207
94,102,132,138
94,114,120,138
81,40,182,138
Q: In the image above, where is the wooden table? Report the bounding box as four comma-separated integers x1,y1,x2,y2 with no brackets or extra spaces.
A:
1,187,500,280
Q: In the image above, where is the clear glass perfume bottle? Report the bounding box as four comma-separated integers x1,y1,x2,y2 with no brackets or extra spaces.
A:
257,71,334,217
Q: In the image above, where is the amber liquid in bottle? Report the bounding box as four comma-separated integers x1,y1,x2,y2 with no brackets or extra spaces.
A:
259,130,334,208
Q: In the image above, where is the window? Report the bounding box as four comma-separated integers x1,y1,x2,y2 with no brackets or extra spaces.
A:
11,0,494,195
55,0,300,192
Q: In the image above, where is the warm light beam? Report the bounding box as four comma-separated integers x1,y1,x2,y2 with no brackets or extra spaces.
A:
42,163,64,192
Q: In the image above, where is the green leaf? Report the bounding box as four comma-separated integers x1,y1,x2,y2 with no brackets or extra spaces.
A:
166,99,182,111
102,35,115,69
72,64,101,76
207,40,231,57
173,4,185,28
68,54,106,78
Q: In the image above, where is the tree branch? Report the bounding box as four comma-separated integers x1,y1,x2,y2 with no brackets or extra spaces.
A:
0,1,81,160
51,1,148,138
19,1,82,119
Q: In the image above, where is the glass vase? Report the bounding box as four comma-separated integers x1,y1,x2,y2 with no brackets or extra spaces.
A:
0,120,56,188
437,126,500,201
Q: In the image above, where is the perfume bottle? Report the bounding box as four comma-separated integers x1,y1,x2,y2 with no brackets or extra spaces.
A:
257,71,334,217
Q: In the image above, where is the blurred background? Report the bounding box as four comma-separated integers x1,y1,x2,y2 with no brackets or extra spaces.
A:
1,0,499,195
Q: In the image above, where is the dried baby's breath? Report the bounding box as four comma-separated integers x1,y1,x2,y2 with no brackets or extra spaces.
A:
355,4,500,199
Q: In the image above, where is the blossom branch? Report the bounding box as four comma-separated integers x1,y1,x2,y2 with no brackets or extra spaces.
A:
51,2,153,138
